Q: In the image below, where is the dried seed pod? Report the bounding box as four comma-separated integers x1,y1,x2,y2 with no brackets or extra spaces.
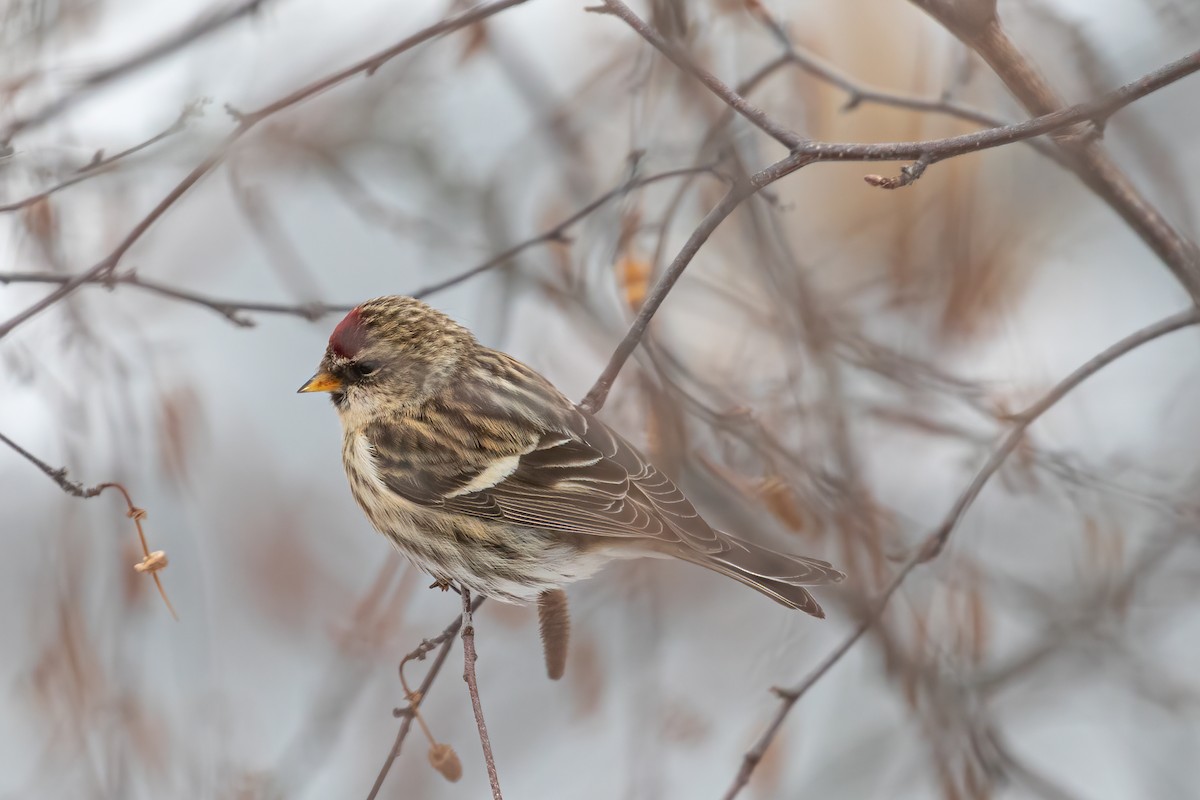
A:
134,551,168,573
537,589,570,680
428,742,462,783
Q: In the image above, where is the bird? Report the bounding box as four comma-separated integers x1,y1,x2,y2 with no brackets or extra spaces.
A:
298,295,845,617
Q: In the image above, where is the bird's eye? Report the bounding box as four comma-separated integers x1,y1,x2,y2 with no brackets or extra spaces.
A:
350,361,380,380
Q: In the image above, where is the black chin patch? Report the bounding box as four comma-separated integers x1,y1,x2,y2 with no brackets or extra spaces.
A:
330,391,347,408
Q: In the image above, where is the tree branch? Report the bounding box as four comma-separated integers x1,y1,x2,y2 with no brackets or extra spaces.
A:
581,48,1200,411
2,0,268,142
460,588,503,800
0,103,200,214
587,0,803,149
0,0,533,340
908,1,1200,301
366,595,485,800
720,306,1200,799
0,430,103,498
0,431,178,617
0,163,717,327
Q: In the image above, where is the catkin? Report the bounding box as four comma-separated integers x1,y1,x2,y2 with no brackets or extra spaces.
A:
537,589,570,680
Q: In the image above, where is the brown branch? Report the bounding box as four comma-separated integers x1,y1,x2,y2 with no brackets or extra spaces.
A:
0,431,177,618
237,0,531,124
586,0,802,149
0,0,533,341
2,0,267,142
720,306,1200,799
0,103,200,213
366,595,485,800
0,132,240,339
582,183,751,412
4,15,1191,343
460,588,503,800
580,49,1200,411
409,162,721,299
0,163,717,327
908,1,1200,301
0,270,350,326
0,430,104,498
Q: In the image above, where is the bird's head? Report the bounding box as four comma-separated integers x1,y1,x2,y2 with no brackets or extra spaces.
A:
298,295,475,416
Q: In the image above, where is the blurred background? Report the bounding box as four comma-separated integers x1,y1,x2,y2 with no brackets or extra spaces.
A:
3,0,1200,797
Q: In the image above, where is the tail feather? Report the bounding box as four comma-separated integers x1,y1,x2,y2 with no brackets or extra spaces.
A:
676,531,845,617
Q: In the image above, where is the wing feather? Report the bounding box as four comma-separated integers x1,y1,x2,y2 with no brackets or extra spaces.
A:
363,349,843,600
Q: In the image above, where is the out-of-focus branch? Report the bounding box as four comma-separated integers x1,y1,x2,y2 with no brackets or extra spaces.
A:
410,162,721,299
3,0,269,142
582,183,750,413
0,104,200,214
982,726,1086,800
0,430,103,498
0,130,239,339
586,0,803,149
0,270,350,326
460,588,503,800
581,48,1200,411
908,0,1200,301
4,9,1191,342
0,0,533,341
720,306,1200,799
0,163,717,326
0,432,177,617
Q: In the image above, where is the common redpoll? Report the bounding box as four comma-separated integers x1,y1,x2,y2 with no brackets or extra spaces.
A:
299,296,844,617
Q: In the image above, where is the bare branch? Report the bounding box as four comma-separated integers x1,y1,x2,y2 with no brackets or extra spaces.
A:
587,0,803,149
582,183,751,413
0,103,200,214
460,588,503,800
0,163,717,327
721,306,1200,798
410,162,721,299
0,0,533,340
0,270,350,326
0,430,103,498
909,2,1200,301
583,48,1200,411
367,595,485,800
0,432,178,617
2,0,267,141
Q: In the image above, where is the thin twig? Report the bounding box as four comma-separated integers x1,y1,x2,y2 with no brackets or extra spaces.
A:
0,431,178,618
720,306,1200,799
0,163,717,327
460,588,503,800
0,104,201,213
582,183,752,412
580,50,1200,411
409,163,720,299
0,0,533,341
587,0,802,149
98,481,178,620
908,0,1200,301
2,0,267,141
366,595,484,800
599,0,1200,292
0,270,348,326
0,430,103,498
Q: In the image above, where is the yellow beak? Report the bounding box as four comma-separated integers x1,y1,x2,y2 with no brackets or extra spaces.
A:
297,371,343,394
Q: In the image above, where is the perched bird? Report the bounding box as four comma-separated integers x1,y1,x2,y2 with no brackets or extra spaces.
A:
299,296,844,617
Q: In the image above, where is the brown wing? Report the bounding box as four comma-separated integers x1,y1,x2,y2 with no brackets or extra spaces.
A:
364,349,844,609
